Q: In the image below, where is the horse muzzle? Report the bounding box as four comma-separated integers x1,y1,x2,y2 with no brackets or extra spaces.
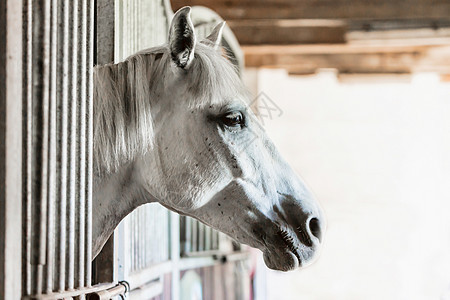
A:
261,192,325,271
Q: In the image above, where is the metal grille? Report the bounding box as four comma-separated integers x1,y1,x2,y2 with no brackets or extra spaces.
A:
114,0,173,282
180,216,220,255
22,0,94,297
115,0,171,60
126,204,171,273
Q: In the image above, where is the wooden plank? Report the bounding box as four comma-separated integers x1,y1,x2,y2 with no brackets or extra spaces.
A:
171,0,450,20
227,19,346,45
243,42,450,74
348,28,450,42
441,74,450,82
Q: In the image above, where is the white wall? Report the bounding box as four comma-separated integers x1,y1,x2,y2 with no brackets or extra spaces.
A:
248,69,450,300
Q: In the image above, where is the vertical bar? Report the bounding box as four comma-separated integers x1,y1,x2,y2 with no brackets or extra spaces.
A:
31,0,51,294
205,225,211,251
185,216,191,254
139,209,143,270
149,0,153,45
198,222,205,252
46,0,58,293
170,212,180,300
23,0,33,295
144,206,149,266
179,217,186,256
212,230,218,250
0,0,23,298
116,217,126,281
85,0,94,287
67,0,78,290
133,212,137,272
191,218,198,252
137,210,140,270
115,0,123,61
76,0,87,288
56,0,69,292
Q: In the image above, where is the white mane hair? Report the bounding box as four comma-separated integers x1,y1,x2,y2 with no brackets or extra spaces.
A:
93,43,246,175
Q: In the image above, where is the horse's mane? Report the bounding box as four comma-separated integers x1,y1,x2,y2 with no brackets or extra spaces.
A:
94,44,245,175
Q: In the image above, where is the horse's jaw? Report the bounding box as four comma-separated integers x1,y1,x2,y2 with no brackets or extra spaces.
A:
181,178,324,272
92,162,157,258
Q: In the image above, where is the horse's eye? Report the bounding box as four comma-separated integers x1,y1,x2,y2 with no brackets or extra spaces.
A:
222,112,244,128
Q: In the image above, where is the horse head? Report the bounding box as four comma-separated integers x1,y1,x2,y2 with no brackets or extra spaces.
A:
136,7,325,271
93,6,325,271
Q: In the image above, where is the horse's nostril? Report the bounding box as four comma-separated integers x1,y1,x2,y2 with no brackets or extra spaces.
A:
308,217,322,242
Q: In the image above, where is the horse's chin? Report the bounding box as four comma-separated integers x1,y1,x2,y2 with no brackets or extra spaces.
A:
262,247,317,272
263,250,299,271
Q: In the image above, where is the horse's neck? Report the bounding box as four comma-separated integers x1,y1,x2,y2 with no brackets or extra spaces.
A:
92,161,155,257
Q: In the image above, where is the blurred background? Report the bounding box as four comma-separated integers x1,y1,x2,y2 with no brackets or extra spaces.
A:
252,70,450,300
172,1,450,299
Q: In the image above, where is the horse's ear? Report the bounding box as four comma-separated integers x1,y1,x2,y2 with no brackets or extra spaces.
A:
200,22,226,50
168,6,196,69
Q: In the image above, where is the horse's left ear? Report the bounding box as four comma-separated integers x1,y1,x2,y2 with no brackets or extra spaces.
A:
200,22,226,50
168,6,196,69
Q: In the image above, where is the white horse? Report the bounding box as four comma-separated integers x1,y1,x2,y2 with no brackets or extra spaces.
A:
93,6,324,271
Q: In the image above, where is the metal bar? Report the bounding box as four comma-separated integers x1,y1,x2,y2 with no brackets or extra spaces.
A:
128,280,163,300
170,212,180,300
131,211,135,272
67,0,79,289
137,211,141,272
89,282,129,300
139,209,144,271
198,222,205,252
56,0,70,292
212,230,218,250
31,0,51,294
205,224,211,251
76,0,88,288
178,251,250,271
185,216,191,254
23,283,116,300
191,218,198,252
144,206,149,268
85,0,94,287
126,261,172,291
180,217,186,255
23,0,33,295
45,0,58,293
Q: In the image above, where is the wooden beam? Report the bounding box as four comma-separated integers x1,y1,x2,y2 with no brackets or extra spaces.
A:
441,74,450,82
171,0,450,20
243,42,450,74
227,19,346,45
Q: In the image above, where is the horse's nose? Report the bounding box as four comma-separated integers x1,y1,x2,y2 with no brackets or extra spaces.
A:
276,192,325,246
307,216,323,243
